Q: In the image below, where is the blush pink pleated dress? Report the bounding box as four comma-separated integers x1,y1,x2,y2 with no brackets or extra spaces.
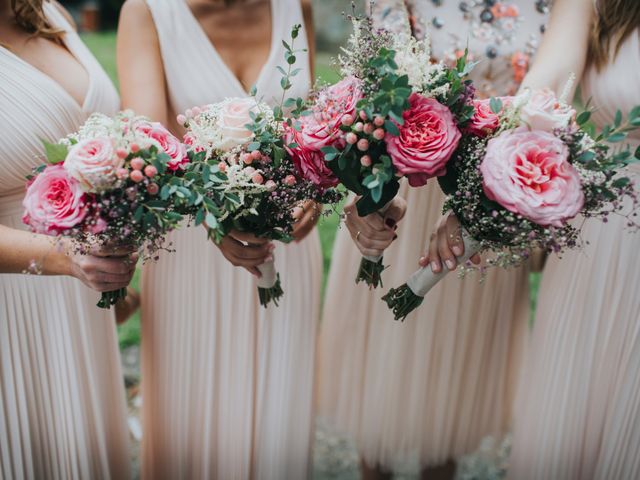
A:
317,0,548,469
0,4,130,479
508,29,640,480
139,1,321,479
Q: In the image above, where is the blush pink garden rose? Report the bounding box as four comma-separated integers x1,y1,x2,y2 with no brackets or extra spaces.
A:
386,93,461,187
296,76,363,150
467,97,512,137
480,129,584,227
135,121,188,171
64,137,123,192
519,88,576,133
23,164,88,235
285,125,339,190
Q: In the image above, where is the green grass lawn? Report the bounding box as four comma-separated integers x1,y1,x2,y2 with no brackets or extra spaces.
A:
83,33,538,348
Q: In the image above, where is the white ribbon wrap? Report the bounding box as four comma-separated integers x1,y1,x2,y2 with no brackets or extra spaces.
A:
256,258,277,289
406,230,480,297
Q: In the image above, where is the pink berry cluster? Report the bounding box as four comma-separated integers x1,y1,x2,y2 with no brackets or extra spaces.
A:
114,143,161,196
341,110,387,168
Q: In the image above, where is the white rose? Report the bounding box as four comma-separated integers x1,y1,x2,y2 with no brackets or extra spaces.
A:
519,88,576,133
216,97,257,151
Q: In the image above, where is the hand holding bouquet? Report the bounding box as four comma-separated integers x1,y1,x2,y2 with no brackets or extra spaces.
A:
384,88,640,320
289,11,476,287
23,111,192,308
178,96,341,306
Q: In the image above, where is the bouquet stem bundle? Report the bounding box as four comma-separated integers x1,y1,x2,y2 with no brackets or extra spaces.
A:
383,231,479,320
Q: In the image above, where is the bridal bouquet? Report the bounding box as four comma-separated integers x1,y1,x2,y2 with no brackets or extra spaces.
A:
23,111,191,308
178,96,342,307
288,11,475,287
384,88,640,320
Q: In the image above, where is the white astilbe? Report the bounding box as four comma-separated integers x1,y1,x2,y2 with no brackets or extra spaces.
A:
216,163,268,221
392,31,434,92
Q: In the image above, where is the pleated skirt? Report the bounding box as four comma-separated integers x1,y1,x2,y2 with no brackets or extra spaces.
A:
509,187,640,479
317,180,530,469
141,224,322,480
0,197,131,480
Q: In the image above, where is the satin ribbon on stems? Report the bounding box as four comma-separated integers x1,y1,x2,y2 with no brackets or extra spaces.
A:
383,230,480,320
256,256,283,307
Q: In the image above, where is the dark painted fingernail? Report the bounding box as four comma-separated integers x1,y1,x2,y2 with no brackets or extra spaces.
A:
393,224,398,231
393,234,398,241
385,218,396,228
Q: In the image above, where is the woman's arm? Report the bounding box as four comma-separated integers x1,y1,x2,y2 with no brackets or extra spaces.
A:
117,0,169,126
520,0,594,96
0,225,136,291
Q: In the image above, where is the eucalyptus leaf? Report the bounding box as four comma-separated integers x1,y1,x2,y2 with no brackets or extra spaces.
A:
43,141,68,164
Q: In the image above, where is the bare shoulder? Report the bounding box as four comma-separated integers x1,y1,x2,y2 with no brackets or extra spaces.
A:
51,1,77,30
120,0,154,25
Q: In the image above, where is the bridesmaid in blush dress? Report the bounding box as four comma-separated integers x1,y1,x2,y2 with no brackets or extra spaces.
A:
0,1,133,478
507,0,640,478
117,1,321,478
317,1,548,478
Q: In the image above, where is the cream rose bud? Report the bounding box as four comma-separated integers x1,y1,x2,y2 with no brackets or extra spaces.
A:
217,97,258,151
519,88,576,133
64,137,123,192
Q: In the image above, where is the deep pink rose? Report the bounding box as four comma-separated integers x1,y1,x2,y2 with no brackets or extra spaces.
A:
480,129,584,227
285,126,339,190
136,121,188,171
297,76,363,150
23,164,88,235
64,137,122,192
386,93,461,187
467,98,511,137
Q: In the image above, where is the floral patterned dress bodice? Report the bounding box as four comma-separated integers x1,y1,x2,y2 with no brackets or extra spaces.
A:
371,0,550,96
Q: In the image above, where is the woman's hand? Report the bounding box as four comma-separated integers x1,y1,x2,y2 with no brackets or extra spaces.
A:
216,230,274,277
291,201,321,242
344,196,407,257
419,212,481,273
68,244,138,293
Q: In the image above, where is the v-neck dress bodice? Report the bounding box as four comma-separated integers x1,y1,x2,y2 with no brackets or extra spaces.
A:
140,2,320,479
0,4,129,480
145,0,310,120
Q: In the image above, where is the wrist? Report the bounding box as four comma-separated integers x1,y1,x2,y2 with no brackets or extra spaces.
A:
46,239,75,277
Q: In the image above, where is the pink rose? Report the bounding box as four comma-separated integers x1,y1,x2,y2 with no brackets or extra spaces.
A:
216,98,257,151
285,126,339,190
386,93,461,187
136,121,188,171
23,164,88,235
480,129,584,227
297,76,363,150
519,88,575,133
64,137,123,192
467,98,511,137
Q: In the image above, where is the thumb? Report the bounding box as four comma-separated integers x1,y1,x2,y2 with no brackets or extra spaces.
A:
384,198,407,228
